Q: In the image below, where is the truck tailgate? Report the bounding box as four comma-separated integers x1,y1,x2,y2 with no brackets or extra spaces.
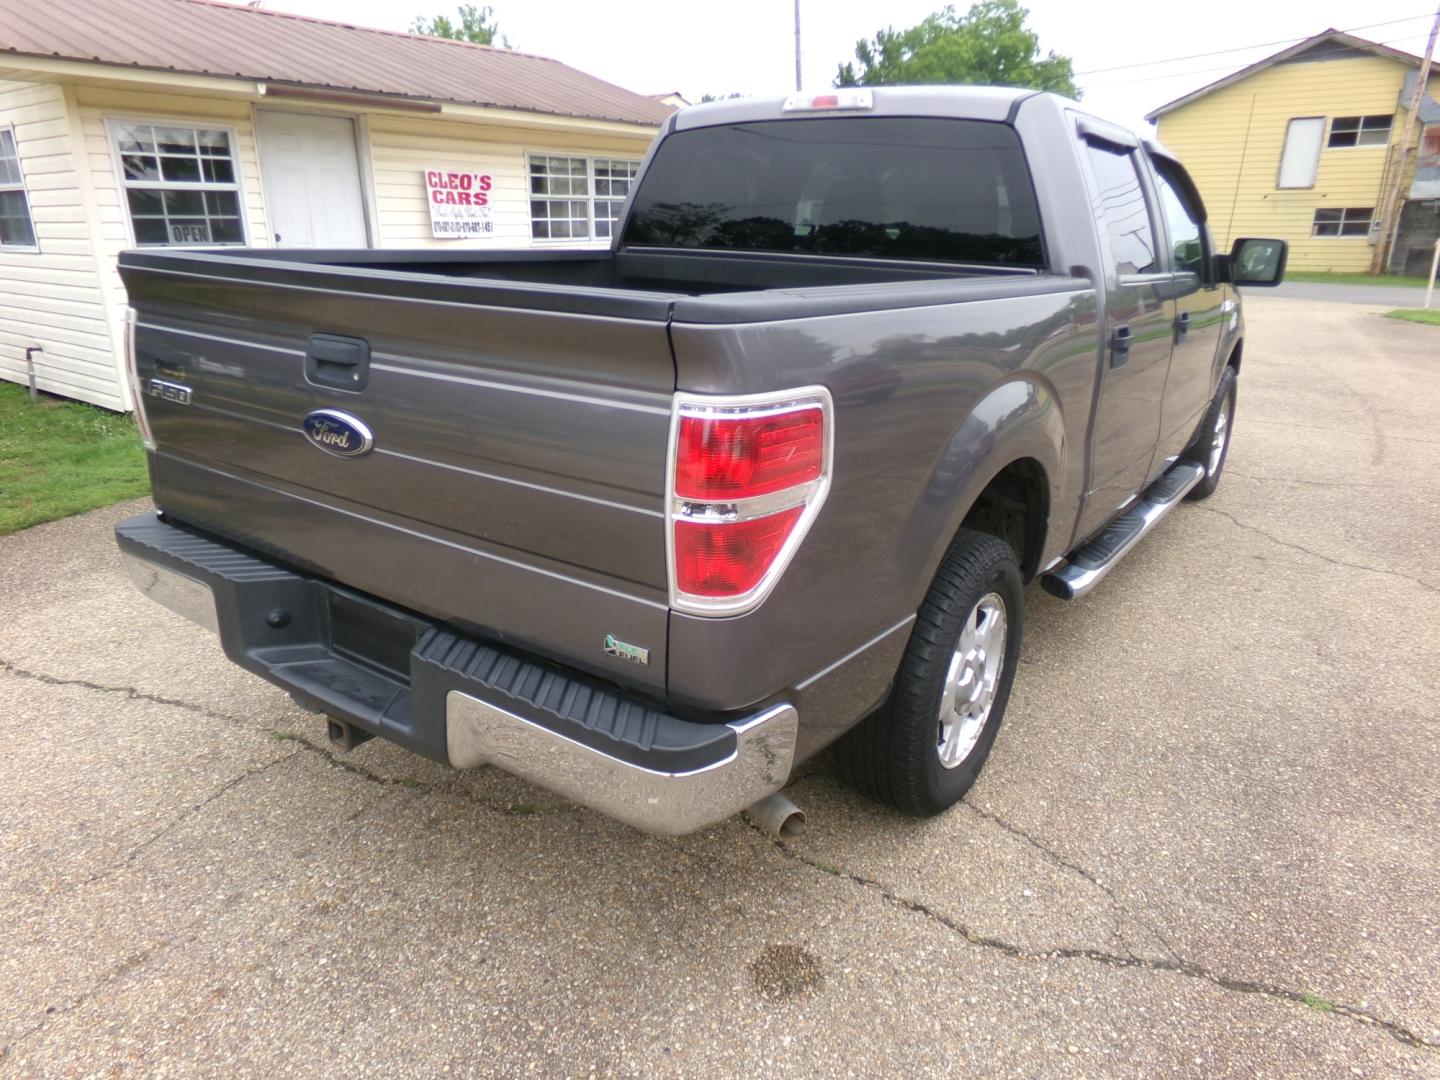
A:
121,255,676,692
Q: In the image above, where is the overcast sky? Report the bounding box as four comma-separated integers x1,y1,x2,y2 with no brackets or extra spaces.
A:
236,0,1439,132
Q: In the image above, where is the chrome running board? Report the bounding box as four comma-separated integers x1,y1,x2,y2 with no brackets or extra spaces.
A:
1042,460,1206,600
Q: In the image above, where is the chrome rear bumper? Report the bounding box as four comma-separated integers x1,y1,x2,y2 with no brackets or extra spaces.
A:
447,695,798,835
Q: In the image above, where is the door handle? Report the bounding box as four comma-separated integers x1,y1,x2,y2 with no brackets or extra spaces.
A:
305,333,370,391
1173,310,1190,343
1109,325,1132,368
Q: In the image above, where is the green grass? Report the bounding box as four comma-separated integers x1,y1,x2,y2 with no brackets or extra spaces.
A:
0,382,149,535
1284,271,1429,287
1297,992,1335,1014
1385,307,1440,325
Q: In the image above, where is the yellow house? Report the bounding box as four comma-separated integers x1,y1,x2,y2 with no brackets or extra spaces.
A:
0,0,671,410
1148,29,1440,275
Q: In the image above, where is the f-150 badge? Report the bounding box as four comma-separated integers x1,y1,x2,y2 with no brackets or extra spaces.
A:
302,410,374,458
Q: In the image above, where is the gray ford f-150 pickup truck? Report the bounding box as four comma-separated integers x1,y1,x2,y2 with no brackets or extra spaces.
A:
115,87,1286,834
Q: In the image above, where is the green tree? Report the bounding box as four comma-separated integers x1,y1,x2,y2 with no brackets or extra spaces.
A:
411,4,509,48
835,1,1078,98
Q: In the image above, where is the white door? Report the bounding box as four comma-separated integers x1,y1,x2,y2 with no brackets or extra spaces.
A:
256,111,368,247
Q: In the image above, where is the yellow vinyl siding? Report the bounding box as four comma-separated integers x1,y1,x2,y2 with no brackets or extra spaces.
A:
0,79,119,408
1156,55,1422,272
365,113,652,248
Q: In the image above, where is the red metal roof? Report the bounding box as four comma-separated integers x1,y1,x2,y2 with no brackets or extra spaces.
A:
0,0,674,127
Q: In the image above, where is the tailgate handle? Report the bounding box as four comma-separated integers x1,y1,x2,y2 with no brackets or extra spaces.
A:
305,334,370,392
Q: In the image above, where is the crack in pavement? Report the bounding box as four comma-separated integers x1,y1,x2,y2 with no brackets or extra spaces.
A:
749,825,1439,1052
959,800,1183,965
0,659,560,821
77,752,298,891
1193,506,1440,596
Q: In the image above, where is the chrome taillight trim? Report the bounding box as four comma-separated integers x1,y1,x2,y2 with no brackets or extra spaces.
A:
123,307,156,451
665,386,834,617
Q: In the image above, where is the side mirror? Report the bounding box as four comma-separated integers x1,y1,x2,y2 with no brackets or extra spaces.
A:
1219,237,1287,287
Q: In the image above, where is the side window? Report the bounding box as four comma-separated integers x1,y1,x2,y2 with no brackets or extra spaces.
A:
1153,167,1205,275
1083,142,1156,275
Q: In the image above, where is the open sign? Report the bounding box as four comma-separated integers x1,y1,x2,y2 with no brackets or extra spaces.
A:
169,222,211,244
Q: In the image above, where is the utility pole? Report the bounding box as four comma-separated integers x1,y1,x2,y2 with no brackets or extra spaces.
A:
794,0,802,91
1372,5,1440,275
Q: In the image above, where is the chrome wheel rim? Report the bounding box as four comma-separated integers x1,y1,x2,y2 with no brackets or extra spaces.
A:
1208,395,1231,476
937,592,1007,769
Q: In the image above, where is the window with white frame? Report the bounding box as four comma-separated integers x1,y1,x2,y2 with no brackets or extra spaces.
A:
112,122,246,246
0,127,37,249
1328,115,1392,148
529,154,641,240
1311,207,1373,237
593,158,639,238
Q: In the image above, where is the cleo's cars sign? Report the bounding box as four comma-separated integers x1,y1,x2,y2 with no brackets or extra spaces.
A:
425,169,494,239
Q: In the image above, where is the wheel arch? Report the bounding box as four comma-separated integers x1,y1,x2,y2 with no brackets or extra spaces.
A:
904,376,1067,603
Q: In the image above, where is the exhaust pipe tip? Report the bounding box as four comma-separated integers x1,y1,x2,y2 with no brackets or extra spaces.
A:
744,791,807,838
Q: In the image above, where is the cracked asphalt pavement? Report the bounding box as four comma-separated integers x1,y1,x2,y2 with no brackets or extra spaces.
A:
2,298,1438,1077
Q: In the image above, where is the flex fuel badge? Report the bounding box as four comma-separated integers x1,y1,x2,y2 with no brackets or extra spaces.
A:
603,634,650,666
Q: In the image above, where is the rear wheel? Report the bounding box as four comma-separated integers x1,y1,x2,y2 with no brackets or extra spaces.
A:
838,530,1023,817
1184,366,1237,501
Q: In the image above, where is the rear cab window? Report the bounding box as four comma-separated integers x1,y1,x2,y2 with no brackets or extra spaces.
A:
623,117,1045,268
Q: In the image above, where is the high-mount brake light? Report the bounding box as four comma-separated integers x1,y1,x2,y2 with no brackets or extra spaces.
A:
781,89,874,113
666,388,833,616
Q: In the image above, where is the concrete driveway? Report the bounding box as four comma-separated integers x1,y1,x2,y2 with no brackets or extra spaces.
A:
2,298,1438,1078
1271,280,1431,307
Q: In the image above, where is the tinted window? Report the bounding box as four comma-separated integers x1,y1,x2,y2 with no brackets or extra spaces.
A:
1083,144,1155,275
1154,168,1204,275
623,118,1043,267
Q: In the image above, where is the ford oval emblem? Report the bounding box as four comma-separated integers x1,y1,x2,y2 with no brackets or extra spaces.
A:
302,409,374,458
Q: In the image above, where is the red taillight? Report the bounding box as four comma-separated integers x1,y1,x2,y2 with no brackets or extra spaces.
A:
675,407,823,500
668,390,832,615
674,506,804,597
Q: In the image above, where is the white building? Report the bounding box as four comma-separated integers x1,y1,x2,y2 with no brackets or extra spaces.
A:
0,0,672,409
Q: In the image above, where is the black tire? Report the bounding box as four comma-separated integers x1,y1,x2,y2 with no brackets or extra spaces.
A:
1183,365,1237,501
837,529,1023,817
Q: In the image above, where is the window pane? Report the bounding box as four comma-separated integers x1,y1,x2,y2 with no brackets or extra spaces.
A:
1084,145,1155,274
160,155,201,183
127,189,164,216
1313,208,1342,223
0,129,20,185
154,127,197,155
205,190,239,216
163,189,206,215
552,219,571,239
114,124,155,154
1155,169,1203,274
532,220,550,239
133,217,169,244
203,158,234,184
625,119,1044,266
0,183,35,247
196,129,231,153
168,218,212,243
122,154,159,181
210,217,243,243
1280,117,1324,186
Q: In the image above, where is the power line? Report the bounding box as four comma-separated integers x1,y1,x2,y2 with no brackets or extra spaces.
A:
1073,13,1434,77
1079,32,1435,90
